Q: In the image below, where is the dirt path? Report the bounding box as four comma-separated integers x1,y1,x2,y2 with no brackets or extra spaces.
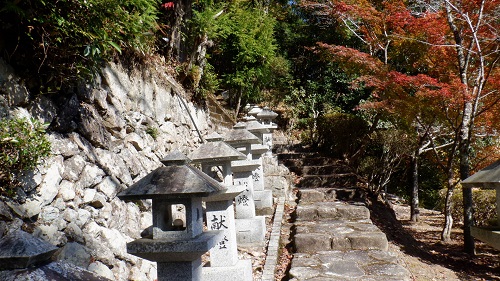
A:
377,202,500,281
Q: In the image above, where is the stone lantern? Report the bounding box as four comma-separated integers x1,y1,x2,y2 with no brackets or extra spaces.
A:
117,152,225,281
249,143,274,215
247,105,262,117
188,133,246,186
462,160,500,250
223,129,267,244
244,118,270,148
187,134,253,281
256,107,278,156
223,128,261,160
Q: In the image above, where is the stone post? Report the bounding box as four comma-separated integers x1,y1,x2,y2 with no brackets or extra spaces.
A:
118,152,224,281
223,129,267,245
256,107,278,156
188,135,253,281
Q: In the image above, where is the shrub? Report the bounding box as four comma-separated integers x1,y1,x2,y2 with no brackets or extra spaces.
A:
316,112,369,157
449,187,497,227
146,126,159,140
0,118,51,197
0,0,160,93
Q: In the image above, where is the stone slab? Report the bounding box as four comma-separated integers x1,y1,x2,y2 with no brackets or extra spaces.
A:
294,233,331,253
126,230,222,262
201,259,252,281
205,200,238,267
0,230,58,270
235,216,266,245
254,190,273,215
157,258,202,281
347,232,388,251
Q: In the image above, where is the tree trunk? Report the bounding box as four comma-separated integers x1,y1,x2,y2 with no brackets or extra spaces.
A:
410,151,419,222
460,137,475,255
441,180,454,243
235,90,242,117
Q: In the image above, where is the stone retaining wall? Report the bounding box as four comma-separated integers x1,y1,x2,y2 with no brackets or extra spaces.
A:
0,59,221,280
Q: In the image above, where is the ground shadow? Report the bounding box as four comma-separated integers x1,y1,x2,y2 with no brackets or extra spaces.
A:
368,196,500,280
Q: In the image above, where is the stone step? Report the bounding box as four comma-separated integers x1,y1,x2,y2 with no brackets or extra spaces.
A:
289,250,410,281
295,202,370,221
293,219,389,253
277,152,323,160
279,157,339,167
298,187,363,202
297,174,358,188
288,165,352,176
294,231,389,253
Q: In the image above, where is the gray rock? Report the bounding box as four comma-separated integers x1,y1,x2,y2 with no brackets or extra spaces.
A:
48,133,80,158
294,233,331,253
129,266,148,281
76,209,91,228
83,189,97,204
96,177,119,200
68,132,97,163
28,96,57,124
119,146,143,178
75,164,105,189
0,221,7,238
3,78,29,107
63,155,86,181
94,148,132,185
324,260,365,277
62,208,78,223
289,267,322,280
17,170,43,194
38,156,64,206
54,94,82,133
39,206,60,223
299,189,326,202
53,197,67,211
89,192,106,209
34,224,67,246
112,260,130,281
88,261,115,280
363,263,410,279
107,200,126,231
296,205,319,221
347,232,388,251
58,180,76,201
100,228,127,259
7,198,42,219
0,261,112,281
77,103,111,149
64,222,84,243
56,242,92,268
0,201,12,221
125,132,145,151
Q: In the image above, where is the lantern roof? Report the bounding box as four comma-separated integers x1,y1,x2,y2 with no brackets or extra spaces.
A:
462,160,500,189
223,129,260,145
188,141,246,163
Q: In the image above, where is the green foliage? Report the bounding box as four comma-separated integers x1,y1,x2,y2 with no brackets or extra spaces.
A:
358,129,414,194
146,126,159,140
196,62,220,99
0,0,160,93
192,0,281,106
449,188,497,227
0,118,51,197
316,112,369,157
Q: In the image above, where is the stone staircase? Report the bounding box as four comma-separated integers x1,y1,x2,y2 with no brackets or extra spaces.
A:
278,146,410,281
206,93,236,130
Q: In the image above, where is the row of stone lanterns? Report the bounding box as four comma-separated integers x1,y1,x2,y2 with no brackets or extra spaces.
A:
117,106,278,281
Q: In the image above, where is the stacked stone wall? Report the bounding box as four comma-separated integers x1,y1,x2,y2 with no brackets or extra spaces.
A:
0,59,220,280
